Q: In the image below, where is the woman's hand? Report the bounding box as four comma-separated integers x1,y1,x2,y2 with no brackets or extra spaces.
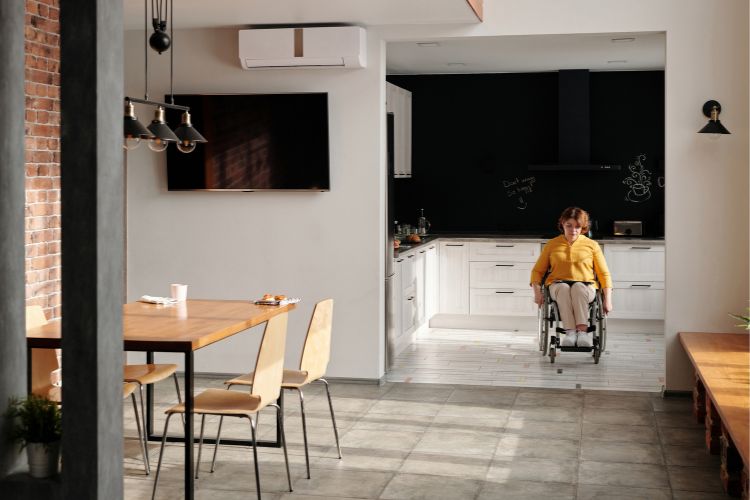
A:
532,284,543,307
602,288,613,314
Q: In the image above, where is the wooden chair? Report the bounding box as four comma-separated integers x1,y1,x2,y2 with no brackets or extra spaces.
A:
26,305,61,403
123,382,150,474
218,299,339,479
26,306,149,474
151,313,293,500
124,362,184,475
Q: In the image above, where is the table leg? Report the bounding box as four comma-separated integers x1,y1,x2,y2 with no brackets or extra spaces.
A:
146,351,154,436
185,351,194,500
26,346,32,394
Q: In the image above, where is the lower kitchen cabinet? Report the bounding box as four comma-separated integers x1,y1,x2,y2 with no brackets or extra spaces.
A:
470,288,537,316
607,281,665,319
439,241,470,314
424,244,438,320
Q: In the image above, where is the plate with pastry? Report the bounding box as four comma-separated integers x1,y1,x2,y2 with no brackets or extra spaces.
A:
253,294,301,306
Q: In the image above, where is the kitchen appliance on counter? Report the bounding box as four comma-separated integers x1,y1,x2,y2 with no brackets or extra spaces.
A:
613,220,643,236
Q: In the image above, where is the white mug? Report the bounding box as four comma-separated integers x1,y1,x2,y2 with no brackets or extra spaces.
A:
170,283,188,302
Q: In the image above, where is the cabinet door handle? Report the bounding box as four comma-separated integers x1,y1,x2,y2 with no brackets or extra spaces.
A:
407,255,415,258
630,246,651,250
429,246,435,249
446,244,464,247
630,284,652,288
396,259,404,262
407,296,414,301
495,264,514,267
495,245,515,248
419,250,426,254
495,291,514,294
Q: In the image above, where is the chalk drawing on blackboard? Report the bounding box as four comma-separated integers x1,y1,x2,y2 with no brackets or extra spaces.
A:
622,154,652,203
657,176,665,188
503,176,536,210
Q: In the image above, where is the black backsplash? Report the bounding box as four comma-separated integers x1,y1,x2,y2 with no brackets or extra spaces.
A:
387,71,665,237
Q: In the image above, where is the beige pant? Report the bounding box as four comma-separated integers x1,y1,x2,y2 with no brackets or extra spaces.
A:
549,282,596,331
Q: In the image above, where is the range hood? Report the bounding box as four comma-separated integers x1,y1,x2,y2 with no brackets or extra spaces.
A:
530,69,620,171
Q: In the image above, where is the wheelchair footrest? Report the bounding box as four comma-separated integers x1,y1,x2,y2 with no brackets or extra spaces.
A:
560,346,594,352
586,325,596,333
555,327,567,334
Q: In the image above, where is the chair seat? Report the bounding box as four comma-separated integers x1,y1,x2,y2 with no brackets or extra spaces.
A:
225,369,310,389
124,364,178,385
166,388,263,417
123,382,138,399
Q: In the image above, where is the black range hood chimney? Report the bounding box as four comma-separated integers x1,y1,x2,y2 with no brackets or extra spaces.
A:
530,69,620,171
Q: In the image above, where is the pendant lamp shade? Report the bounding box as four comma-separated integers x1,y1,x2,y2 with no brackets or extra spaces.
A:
174,111,207,144
147,106,179,143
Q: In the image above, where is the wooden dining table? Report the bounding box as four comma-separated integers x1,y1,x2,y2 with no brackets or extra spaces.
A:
26,299,296,500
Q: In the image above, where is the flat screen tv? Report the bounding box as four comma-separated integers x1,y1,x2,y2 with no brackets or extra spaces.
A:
166,93,330,191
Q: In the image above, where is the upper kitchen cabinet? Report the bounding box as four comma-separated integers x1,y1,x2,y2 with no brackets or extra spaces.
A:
386,82,412,178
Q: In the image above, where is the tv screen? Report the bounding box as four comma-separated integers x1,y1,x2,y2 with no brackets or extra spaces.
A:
166,93,330,191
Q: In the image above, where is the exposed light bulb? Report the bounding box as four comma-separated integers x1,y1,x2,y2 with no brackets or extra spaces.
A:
147,138,169,152
176,140,196,154
124,137,142,150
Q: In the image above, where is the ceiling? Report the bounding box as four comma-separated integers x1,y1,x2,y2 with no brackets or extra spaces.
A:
386,32,666,74
122,0,481,30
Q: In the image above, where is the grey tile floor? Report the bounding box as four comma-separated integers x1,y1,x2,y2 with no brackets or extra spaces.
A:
387,328,665,392
123,377,729,499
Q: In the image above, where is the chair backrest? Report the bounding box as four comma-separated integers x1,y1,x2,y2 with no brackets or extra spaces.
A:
26,306,59,400
249,312,288,406
298,299,334,382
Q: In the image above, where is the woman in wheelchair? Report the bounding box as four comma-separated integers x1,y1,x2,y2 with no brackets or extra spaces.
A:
530,207,613,349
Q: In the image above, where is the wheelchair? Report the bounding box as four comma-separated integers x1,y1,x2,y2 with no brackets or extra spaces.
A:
537,281,607,364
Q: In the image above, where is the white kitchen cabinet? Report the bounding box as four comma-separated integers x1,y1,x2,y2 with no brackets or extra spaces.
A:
424,244,439,321
389,257,404,347
604,244,664,282
439,242,470,314
469,242,540,262
603,243,665,320
386,82,412,178
415,249,426,325
400,251,417,335
470,288,537,316
470,261,534,289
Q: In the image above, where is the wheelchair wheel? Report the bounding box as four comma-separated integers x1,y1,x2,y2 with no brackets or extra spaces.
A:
549,346,556,363
599,314,607,353
537,307,544,352
593,344,601,364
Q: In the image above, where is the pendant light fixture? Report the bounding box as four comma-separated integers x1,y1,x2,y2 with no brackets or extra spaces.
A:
123,0,206,152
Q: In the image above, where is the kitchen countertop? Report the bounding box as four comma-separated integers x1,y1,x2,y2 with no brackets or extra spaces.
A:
393,234,664,259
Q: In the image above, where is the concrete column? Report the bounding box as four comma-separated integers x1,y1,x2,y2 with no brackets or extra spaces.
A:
0,0,28,478
60,0,124,498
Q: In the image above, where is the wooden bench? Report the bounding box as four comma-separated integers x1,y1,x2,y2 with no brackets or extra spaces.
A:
679,332,750,498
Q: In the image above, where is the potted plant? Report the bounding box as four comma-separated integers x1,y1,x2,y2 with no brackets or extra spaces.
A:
730,308,750,330
5,394,62,478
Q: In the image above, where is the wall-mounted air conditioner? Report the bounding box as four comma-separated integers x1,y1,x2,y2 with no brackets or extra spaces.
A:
239,26,366,69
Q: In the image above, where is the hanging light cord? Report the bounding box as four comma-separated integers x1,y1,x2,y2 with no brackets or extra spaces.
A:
169,0,174,104
144,0,149,100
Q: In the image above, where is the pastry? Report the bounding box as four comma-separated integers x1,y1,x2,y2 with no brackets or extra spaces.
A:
274,295,287,301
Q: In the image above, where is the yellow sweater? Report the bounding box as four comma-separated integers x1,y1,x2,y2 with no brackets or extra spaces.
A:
530,235,613,289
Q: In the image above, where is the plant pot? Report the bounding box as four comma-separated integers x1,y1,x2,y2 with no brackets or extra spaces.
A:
26,441,60,478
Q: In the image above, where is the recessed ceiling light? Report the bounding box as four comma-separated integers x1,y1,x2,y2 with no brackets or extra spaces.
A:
607,60,628,64
611,37,636,43
446,62,466,67
416,42,440,48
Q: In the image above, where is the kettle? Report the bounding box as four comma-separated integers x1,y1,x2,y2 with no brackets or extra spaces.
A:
417,208,431,235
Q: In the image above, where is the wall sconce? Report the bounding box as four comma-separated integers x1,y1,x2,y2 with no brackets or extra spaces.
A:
123,0,206,153
698,100,730,136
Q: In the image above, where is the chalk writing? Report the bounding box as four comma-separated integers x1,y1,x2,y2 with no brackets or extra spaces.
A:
622,154,652,203
657,176,665,188
503,176,536,210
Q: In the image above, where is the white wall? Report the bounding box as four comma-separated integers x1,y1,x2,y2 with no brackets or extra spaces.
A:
125,0,749,389
124,28,386,378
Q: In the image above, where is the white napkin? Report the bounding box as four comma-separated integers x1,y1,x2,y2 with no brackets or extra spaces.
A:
139,295,178,305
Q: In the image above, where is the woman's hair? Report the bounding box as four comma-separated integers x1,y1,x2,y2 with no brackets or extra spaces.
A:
558,206,590,233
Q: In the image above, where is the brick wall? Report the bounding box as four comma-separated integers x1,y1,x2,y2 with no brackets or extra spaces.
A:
24,0,61,319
